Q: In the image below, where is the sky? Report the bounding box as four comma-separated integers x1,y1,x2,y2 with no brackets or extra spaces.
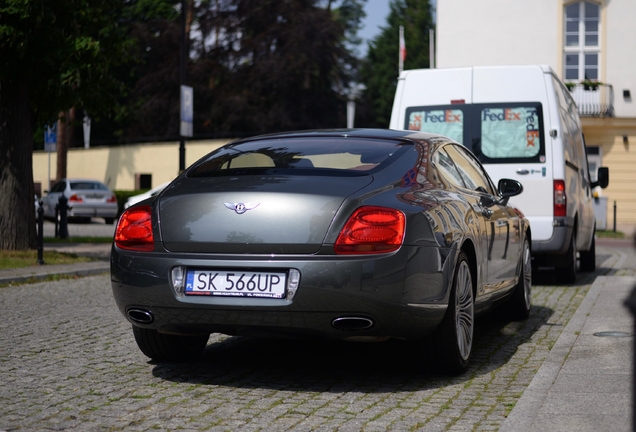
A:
358,1,392,52
357,0,436,55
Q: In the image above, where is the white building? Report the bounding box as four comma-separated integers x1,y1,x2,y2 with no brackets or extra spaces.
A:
435,0,636,232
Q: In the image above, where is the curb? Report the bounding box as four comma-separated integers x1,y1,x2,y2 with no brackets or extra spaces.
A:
0,261,110,285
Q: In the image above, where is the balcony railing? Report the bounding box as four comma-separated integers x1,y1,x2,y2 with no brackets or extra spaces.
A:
568,82,614,117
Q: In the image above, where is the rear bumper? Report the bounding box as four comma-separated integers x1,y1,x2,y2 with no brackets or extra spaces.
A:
69,204,118,218
532,218,574,267
110,244,452,340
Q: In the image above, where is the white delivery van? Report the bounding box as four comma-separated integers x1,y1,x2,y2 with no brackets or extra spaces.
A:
389,65,609,283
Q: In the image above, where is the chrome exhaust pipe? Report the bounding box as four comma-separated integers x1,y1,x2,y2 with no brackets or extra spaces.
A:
331,317,374,331
127,308,154,324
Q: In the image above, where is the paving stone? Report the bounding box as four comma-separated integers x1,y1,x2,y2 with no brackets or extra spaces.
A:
0,253,616,431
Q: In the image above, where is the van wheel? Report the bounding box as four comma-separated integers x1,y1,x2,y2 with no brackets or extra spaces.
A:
555,232,577,284
431,252,474,375
579,234,596,272
132,326,209,361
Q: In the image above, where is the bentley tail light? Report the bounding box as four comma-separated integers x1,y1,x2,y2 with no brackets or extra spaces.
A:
554,180,566,217
335,206,405,254
115,205,154,251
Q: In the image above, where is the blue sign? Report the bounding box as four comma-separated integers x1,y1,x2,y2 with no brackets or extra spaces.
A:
180,85,193,137
44,124,57,152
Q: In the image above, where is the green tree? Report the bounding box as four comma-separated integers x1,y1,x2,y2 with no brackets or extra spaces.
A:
0,0,132,249
190,0,365,135
100,0,365,140
357,0,433,128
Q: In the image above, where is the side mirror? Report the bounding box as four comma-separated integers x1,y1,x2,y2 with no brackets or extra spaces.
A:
498,178,524,197
591,167,609,189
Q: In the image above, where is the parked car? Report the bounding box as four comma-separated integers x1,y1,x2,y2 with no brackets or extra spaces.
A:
390,65,609,283
124,182,170,209
111,129,531,374
34,194,41,219
42,179,118,224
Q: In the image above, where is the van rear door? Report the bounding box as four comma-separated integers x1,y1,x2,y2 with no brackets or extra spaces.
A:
471,67,555,243
469,102,554,242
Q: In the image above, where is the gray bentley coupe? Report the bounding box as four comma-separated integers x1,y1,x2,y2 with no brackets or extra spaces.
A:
111,129,531,374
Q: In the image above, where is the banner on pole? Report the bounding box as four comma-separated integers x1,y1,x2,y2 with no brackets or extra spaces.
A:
44,124,57,152
180,85,193,137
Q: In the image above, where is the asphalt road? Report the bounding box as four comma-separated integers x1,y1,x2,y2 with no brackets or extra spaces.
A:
0,245,632,431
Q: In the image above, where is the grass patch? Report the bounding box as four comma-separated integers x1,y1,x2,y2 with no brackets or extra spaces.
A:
0,250,93,270
596,230,626,239
43,236,113,244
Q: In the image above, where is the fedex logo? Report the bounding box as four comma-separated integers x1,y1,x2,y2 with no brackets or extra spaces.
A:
424,111,462,123
482,109,521,121
409,110,462,130
526,109,539,147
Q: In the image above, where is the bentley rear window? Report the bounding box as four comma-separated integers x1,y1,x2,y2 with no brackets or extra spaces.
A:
188,138,409,177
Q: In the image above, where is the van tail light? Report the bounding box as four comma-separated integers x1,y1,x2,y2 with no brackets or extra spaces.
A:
554,180,566,217
107,195,117,203
69,194,83,203
115,205,154,251
335,206,405,254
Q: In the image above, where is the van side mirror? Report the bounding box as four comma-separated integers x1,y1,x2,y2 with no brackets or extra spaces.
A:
591,167,609,189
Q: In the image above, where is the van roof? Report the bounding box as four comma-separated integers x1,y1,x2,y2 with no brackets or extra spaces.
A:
398,64,554,80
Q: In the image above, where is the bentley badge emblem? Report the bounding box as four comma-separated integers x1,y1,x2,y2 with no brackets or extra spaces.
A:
224,202,259,214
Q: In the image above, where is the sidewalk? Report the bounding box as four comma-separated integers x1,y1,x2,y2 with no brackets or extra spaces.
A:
502,242,636,432
0,220,113,285
501,274,635,431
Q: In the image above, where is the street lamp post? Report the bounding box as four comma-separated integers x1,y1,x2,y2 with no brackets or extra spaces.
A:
179,0,187,173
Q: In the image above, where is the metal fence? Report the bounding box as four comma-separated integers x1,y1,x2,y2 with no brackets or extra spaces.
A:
570,83,614,117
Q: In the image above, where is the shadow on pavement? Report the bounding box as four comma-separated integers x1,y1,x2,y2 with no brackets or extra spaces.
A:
150,304,554,392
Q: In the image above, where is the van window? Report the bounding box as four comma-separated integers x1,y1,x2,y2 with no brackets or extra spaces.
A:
406,107,466,144
480,106,541,159
405,102,545,165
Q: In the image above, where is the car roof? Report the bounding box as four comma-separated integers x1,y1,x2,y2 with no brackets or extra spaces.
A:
228,128,454,145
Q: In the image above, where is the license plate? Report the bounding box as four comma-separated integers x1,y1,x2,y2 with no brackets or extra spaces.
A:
185,269,287,298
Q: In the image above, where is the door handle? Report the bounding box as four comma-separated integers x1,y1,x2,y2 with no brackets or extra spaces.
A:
516,169,530,175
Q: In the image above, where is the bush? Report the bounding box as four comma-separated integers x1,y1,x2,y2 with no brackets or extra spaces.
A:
114,190,148,217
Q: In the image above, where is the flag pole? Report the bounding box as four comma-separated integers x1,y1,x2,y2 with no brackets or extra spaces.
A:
429,29,435,68
399,25,405,75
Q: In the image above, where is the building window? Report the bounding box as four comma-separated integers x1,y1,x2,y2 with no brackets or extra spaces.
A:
564,1,600,81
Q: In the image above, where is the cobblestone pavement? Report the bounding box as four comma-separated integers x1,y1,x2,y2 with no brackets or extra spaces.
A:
0,247,628,432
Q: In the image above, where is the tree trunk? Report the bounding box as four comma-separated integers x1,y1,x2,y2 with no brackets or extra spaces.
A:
0,77,37,250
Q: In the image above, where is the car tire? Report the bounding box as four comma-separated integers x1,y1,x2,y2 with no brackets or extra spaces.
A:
431,252,474,375
579,232,596,272
555,231,577,284
506,237,532,321
105,217,115,225
132,326,209,361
